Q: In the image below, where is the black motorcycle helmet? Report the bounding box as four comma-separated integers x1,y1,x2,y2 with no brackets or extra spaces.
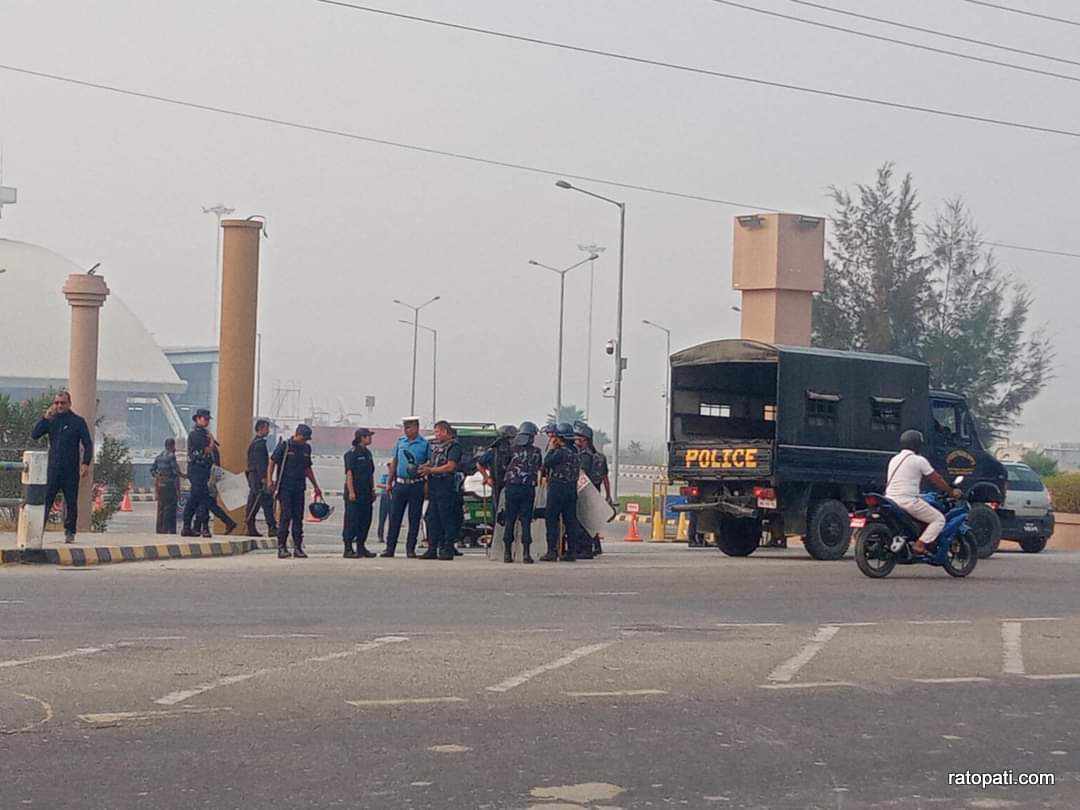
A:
308,498,333,521
899,429,924,452
515,421,539,446
573,422,594,441
555,422,576,441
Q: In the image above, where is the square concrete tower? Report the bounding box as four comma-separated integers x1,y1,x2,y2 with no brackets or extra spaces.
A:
732,213,825,346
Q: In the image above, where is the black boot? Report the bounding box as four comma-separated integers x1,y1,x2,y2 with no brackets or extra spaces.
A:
504,545,514,563
539,546,558,562
181,527,196,537
277,539,291,559
293,541,308,559
357,545,376,558
224,519,237,536
522,544,534,564
343,541,357,559
593,537,603,556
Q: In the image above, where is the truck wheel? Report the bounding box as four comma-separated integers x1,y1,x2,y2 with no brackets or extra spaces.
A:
804,499,852,561
967,504,1001,559
1019,536,1047,554
715,518,759,557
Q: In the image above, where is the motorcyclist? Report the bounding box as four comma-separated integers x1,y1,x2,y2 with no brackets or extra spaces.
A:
886,429,962,555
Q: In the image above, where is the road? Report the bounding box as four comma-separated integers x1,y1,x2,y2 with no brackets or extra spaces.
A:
2,528,1079,809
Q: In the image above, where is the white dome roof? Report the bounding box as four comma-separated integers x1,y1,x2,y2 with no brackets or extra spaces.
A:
0,239,186,394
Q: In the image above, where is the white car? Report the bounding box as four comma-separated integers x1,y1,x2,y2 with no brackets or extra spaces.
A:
1000,462,1055,553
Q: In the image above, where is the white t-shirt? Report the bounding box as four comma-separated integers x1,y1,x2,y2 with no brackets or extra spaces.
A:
885,450,935,499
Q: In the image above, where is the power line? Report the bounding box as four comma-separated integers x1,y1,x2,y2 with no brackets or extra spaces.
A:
312,1,1080,139
0,64,1075,261
786,0,1080,68
710,0,1080,84
960,0,1080,28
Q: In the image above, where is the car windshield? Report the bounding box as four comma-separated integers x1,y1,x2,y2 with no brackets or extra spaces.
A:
1006,465,1045,492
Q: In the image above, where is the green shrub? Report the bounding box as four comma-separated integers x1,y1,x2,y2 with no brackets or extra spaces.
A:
90,435,133,532
1045,473,1080,514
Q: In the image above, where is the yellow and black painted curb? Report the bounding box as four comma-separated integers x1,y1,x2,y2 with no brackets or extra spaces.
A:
4,537,278,567
1,548,21,566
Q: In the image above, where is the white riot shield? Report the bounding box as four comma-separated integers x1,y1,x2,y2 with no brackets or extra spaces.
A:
576,472,615,536
488,484,547,562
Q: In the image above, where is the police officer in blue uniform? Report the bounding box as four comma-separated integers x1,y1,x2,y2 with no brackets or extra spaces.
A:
501,421,543,564
574,422,611,557
268,423,322,559
343,428,377,558
244,419,277,537
382,417,430,558
181,408,216,537
419,420,462,561
541,422,581,562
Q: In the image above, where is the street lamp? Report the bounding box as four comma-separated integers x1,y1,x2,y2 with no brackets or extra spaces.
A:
577,243,606,420
202,203,235,344
556,179,627,500
528,254,597,417
393,295,441,415
399,319,437,424
642,319,672,446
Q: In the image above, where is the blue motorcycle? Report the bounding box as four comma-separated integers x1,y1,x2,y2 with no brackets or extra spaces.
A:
851,487,978,579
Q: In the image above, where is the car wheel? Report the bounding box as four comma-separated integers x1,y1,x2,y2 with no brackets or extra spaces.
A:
804,499,852,561
1019,535,1047,554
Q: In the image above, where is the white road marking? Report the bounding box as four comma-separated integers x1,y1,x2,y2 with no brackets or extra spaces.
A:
1024,673,1080,681
715,622,786,628
1,693,54,735
758,681,857,690
564,689,668,697
822,622,878,627
154,636,408,706
0,600,26,605
907,620,973,625
1002,621,1025,675
906,677,991,684
78,707,232,725
1001,617,1063,622
121,636,188,641
346,697,467,707
428,744,471,753
0,644,121,669
239,633,324,639
766,625,841,683
485,642,615,693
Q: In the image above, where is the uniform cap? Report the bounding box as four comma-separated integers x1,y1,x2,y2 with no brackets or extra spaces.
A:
295,423,313,439
193,408,211,421
402,415,421,425
353,428,375,442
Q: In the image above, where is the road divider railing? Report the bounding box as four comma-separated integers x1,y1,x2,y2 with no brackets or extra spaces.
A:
0,451,48,555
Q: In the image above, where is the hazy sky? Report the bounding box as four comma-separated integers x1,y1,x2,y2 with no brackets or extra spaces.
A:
2,0,1077,445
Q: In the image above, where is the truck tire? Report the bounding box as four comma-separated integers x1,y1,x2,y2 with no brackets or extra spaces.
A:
1019,536,1047,554
967,504,1001,559
804,499,852,561
715,517,759,557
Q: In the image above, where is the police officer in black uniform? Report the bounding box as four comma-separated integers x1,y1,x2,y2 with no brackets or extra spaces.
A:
478,424,516,513
501,421,543,564
268,424,322,559
181,408,215,537
343,428,377,558
541,422,581,562
244,419,277,537
418,420,462,561
574,422,611,557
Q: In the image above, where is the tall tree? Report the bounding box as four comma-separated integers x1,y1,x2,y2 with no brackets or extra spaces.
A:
814,164,1052,437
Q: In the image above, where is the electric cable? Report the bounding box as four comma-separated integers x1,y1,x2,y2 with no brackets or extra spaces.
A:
959,0,1080,28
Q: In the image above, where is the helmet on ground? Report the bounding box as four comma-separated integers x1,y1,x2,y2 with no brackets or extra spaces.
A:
295,423,313,440
899,429,924,452
517,420,539,436
573,422,594,441
308,499,333,521
555,422,576,440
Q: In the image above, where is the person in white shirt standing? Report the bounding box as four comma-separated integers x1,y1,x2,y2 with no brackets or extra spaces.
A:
885,430,962,555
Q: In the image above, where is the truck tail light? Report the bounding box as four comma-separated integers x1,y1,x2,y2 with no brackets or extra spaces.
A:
680,486,700,498
753,487,776,501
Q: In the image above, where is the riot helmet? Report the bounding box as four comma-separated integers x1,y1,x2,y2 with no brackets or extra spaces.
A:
555,422,576,440
899,429,924,452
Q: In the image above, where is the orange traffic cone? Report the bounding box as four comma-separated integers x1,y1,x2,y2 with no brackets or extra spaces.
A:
120,487,133,513
625,511,642,542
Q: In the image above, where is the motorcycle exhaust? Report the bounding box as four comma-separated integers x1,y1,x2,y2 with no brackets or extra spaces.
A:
890,536,906,553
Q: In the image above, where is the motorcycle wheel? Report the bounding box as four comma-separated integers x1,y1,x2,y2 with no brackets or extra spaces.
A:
854,523,896,578
943,530,978,578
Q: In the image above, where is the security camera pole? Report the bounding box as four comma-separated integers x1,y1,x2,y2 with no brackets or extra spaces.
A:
394,296,441,416
555,180,627,500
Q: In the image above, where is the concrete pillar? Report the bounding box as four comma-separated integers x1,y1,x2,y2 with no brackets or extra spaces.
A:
215,219,262,525
732,213,824,347
62,273,110,532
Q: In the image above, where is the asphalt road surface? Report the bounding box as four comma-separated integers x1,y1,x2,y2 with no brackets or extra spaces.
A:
2,531,1079,809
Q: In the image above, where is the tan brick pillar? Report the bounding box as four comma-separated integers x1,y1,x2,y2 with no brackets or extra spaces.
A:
62,273,110,532
215,219,262,526
732,213,824,347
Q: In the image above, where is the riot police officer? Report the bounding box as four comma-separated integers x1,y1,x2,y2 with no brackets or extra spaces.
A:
181,409,215,537
541,422,581,562
343,428,377,558
574,422,611,556
501,421,543,563
477,424,517,515
268,423,322,559
419,420,462,561
244,419,277,537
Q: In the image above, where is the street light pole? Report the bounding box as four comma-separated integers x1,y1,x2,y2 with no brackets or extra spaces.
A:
528,254,597,419
556,180,627,500
578,243,606,420
393,296,441,416
400,320,437,424
642,319,672,446
202,203,235,344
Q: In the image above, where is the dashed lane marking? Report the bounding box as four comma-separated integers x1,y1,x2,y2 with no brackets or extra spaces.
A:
907,620,973,625
564,689,668,697
906,677,991,684
346,697,467,707
79,707,233,725
715,622,786,628
758,681,858,690
1023,673,1080,681
766,625,841,684
154,636,408,706
0,643,126,669
1001,617,1064,622
239,633,324,639
485,642,615,693
1002,621,1025,676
